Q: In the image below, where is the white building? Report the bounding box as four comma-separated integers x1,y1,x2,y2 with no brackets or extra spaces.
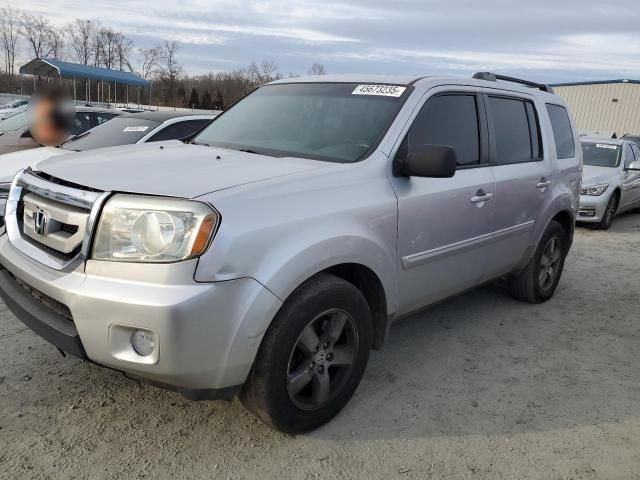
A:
552,79,640,137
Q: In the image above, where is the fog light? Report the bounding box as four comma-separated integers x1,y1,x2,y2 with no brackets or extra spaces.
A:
131,329,155,357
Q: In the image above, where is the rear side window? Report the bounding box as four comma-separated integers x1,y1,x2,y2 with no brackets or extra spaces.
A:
147,120,211,142
546,104,575,159
404,94,480,167
488,96,540,164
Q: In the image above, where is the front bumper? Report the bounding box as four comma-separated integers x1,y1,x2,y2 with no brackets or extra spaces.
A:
577,193,610,223
0,235,282,399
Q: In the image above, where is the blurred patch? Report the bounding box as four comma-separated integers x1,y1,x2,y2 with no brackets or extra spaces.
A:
29,86,75,147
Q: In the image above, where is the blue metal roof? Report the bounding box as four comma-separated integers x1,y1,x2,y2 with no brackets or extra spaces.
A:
550,79,640,87
20,58,151,88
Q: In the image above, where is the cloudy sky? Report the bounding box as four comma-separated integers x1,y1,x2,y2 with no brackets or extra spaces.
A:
16,0,640,82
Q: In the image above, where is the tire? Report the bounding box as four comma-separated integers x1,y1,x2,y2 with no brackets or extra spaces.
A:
507,220,568,304
240,273,373,434
596,192,619,230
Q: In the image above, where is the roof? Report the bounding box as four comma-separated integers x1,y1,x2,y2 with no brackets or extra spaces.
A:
551,79,640,88
76,106,124,114
121,111,217,122
270,74,424,85
20,58,151,88
269,74,558,97
580,137,626,145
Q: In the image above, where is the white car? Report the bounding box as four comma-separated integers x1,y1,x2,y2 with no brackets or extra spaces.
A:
0,100,29,120
0,111,216,221
577,138,640,228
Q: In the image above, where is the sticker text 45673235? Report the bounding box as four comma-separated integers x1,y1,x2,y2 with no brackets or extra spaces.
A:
352,85,407,98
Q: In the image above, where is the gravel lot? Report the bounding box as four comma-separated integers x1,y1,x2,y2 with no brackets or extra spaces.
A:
1,213,639,480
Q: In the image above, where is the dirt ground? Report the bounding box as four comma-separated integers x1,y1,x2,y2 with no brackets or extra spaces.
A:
1,213,639,480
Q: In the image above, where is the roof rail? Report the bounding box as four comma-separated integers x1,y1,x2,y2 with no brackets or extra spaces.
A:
473,72,554,94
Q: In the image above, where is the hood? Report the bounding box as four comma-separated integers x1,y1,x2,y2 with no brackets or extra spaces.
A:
37,141,327,198
582,165,619,187
0,146,67,181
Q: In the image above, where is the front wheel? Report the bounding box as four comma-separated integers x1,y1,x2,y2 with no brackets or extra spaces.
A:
596,192,619,230
507,220,568,303
240,273,373,434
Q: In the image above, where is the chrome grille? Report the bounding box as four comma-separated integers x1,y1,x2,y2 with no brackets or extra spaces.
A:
5,169,109,270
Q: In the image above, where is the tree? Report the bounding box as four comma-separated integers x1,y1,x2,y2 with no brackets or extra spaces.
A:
46,27,66,60
139,46,162,79
115,33,134,71
97,26,118,69
200,89,212,110
247,60,281,85
0,7,21,88
214,90,224,110
308,63,326,75
21,13,53,59
158,40,181,106
65,19,96,65
187,87,200,108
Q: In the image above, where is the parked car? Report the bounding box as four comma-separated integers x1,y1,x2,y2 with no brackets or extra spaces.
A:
0,73,581,433
0,106,122,156
0,99,29,120
577,138,640,228
0,111,217,224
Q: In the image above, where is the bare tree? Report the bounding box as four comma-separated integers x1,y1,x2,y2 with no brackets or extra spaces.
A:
247,60,281,85
115,33,134,71
97,26,118,69
66,19,96,65
0,7,21,87
308,63,326,75
21,13,54,58
139,46,162,79
158,40,181,106
46,27,66,60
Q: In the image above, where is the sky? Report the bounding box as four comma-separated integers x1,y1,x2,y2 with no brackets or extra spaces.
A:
14,0,640,83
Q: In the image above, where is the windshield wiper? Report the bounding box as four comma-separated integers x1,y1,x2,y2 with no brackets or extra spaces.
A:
238,148,266,156
62,130,91,145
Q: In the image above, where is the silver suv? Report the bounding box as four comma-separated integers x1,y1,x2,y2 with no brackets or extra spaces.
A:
0,73,582,433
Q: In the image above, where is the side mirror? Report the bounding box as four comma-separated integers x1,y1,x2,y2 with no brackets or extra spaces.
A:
394,144,457,178
626,161,640,171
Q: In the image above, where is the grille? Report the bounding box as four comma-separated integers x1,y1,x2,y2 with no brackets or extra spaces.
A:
11,271,73,322
21,193,89,258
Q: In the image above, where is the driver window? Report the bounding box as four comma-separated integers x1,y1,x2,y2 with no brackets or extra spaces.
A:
400,94,481,168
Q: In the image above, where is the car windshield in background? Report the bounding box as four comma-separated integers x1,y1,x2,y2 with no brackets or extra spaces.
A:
0,111,29,133
581,142,621,167
61,117,160,151
193,83,409,163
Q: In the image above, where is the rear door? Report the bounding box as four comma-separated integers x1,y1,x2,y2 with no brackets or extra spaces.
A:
391,87,496,316
622,143,640,209
482,92,550,279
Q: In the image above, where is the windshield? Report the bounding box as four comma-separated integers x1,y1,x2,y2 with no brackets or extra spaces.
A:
0,111,29,133
61,117,160,151
581,142,621,167
193,83,410,163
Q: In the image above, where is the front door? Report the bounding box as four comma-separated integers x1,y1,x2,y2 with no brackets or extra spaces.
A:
390,89,496,316
622,144,640,210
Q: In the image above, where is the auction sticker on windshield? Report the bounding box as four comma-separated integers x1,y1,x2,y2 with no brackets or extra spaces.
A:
123,126,150,132
352,85,406,97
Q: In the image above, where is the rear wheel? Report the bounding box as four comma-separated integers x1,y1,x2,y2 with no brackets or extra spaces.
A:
508,220,568,303
596,192,619,230
240,273,372,434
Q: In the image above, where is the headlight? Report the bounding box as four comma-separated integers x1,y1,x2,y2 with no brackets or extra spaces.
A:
580,184,609,196
92,195,219,262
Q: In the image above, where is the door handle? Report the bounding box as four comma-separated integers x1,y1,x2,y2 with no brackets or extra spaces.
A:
537,178,551,189
470,191,494,204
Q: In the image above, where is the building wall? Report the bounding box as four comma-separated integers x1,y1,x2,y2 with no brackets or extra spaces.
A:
553,82,640,136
